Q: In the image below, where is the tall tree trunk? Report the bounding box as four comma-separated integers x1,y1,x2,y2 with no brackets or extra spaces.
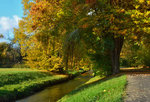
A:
111,36,124,74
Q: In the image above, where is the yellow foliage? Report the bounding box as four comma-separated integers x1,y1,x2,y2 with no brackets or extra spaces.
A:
131,35,138,40
57,9,64,18
93,27,101,35
139,0,145,3
147,1,150,5
114,27,119,31
120,9,125,13
131,14,135,18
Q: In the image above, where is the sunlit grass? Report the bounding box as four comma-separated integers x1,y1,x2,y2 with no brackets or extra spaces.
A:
59,75,126,102
120,67,142,70
83,75,104,85
0,68,68,101
0,68,39,72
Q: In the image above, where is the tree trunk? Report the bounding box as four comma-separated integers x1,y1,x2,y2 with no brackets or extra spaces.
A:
111,37,124,74
65,52,69,71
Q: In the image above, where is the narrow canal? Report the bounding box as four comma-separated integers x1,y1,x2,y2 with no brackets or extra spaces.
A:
16,71,93,102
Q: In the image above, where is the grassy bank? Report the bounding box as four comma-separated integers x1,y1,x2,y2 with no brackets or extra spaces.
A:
0,68,70,101
59,74,127,102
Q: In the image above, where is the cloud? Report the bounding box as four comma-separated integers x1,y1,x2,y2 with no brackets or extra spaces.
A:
0,15,21,34
0,15,21,42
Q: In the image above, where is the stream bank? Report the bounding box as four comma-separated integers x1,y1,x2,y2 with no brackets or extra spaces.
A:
16,71,93,102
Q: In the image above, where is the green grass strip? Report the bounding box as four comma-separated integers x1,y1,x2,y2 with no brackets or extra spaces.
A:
0,71,52,87
0,75,68,101
59,75,127,102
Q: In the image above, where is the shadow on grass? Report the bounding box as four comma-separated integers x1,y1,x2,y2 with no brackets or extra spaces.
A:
0,90,16,102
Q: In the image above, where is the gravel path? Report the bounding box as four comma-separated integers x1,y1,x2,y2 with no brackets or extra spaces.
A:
124,74,150,102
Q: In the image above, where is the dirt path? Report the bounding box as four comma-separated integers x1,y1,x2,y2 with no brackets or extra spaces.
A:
124,74,150,102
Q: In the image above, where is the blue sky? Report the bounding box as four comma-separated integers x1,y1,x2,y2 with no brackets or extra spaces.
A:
0,0,23,42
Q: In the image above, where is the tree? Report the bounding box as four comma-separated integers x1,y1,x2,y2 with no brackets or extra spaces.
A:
0,42,21,66
55,0,125,74
14,0,150,75
59,0,150,74
0,34,4,38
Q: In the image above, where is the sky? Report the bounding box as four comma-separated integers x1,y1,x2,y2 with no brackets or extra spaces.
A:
0,0,23,42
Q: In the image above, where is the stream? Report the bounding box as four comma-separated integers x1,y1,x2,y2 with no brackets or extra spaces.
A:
16,71,93,102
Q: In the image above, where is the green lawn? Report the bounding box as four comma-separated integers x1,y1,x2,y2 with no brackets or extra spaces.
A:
58,75,127,102
0,68,68,101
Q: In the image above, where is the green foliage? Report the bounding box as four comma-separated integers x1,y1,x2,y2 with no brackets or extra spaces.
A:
0,34,3,38
59,75,126,102
137,34,150,67
121,39,150,67
83,31,113,75
90,53,112,76
120,40,139,67
120,58,130,67
138,46,150,67
0,42,22,67
66,69,85,76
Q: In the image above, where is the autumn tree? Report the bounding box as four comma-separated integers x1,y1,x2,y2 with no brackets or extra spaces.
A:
14,0,67,71
14,0,150,75
59,0,150,74
0,42,21,67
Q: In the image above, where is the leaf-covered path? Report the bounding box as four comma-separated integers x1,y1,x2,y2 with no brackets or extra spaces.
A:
124,74,150,102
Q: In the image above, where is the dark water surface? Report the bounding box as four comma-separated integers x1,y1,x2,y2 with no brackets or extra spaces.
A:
16,72,93,102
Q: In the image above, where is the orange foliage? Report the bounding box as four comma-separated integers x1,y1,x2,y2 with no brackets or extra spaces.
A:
81,24,89,28
36,0,39,3
85,0,96,4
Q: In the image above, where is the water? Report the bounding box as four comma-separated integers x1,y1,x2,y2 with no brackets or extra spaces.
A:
16,72,93,102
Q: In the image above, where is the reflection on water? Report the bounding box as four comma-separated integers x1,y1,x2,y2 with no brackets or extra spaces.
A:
16,72,93,102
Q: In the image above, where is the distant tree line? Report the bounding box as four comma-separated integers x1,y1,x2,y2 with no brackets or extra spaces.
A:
0,42,22,68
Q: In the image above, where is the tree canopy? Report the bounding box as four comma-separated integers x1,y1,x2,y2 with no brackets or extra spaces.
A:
14,0,150,75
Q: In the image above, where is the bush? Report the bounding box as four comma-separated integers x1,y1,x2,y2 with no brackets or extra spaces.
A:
138,46,150,67
120,42,142,67
12,63,29,68
120,58,130,67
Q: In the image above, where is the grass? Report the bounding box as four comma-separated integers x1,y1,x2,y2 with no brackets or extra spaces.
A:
0,68,36,72
83,75,104,85
0,68,68,101
66,70,85,77
58,74,127,102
